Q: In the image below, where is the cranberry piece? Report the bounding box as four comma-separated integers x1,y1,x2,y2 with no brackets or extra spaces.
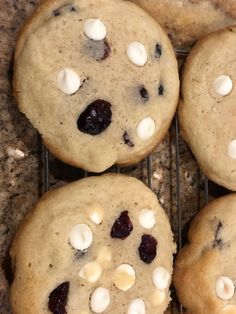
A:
53,9,60,16
155,43,162,59
138,234,157,264
158,83,164,96
85,39,111,61
139,86,149,102
77,99,112,135
70,6,76,12
99,40,111,61
123,131,134,147
111,211,133,239
48,282,69,314
213,221,223,249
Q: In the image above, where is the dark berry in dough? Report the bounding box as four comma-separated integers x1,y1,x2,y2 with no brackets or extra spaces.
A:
139,86,149,102
111,211,133,239
138,234,157,264
158,83,164,96
48,282,69,314
85,39,111,61
77,99,112,135
155,43,162,59
123,132,134,147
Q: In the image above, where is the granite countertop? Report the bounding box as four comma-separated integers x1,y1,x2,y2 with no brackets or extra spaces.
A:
0,1,211,313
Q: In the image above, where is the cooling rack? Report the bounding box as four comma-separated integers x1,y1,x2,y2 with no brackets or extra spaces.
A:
41,49,210,314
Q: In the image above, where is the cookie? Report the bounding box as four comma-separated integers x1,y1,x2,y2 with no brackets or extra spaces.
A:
178,26,236,191
174,194,236,314
128,0,236,47
10,174,176,314
14,0,179,173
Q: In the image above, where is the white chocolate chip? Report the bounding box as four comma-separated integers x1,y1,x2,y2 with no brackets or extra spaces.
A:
214,75,233,96
69,224,93,251
6,147,25,159
139,209,156,229
127,42,148,66
79,261,102,283
97,246,112,266
150,290,166,306
152,266,170,290
137,117,156,141
228,140,236,159
57,68,81,95
128,298,146,314
216,276,235,300
84,19,107,40
90,287,110,313
88,204,104,225
113,264,136,291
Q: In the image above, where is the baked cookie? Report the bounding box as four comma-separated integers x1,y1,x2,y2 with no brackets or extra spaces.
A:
14,0,179,173
128,0,236,47
178,26,236,191
10,174,176,314
174,194,236,314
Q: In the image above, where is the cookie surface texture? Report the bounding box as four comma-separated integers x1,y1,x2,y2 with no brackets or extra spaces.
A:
14,0,179,172
174,194,236,314
178,26,236,191
129,0,236,47
10,174,176,314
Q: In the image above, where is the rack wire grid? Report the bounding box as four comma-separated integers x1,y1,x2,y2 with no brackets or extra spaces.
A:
41,49,209,314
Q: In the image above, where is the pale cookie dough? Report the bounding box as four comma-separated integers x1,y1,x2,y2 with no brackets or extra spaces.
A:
174,194,236,314
14,0,179,172
178,26,236,191
10,174,176,314
128,0,236,47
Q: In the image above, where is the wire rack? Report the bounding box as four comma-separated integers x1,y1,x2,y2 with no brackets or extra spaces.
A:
41,50,209,314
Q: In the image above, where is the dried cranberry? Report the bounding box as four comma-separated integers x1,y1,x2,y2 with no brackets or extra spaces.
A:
155,43,162,59
139,86,149,102
85,39,111,61
123,132,134,147
52,9,60,16
99,40,111,61
48,282,69,314
213,221,223,249
138,234,157,264
111,211,133,239
158,83,164,96
70,6,76,12
77,99,112,135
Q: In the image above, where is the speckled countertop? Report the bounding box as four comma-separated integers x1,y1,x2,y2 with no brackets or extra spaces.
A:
0,1,219,313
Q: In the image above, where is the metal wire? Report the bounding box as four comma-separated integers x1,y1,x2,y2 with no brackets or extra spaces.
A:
42,144,49,193
147,155,152,189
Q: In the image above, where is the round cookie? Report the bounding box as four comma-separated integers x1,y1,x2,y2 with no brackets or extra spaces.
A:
174,194,236,314
178,26,236,191
128,0,236,47
10,174,176,314
14,0,179,173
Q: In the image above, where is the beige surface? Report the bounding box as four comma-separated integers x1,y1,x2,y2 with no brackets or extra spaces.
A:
178,26,236,191
174,194,236,314
14,0,179,173
128,0,236,47
10,174,175,313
